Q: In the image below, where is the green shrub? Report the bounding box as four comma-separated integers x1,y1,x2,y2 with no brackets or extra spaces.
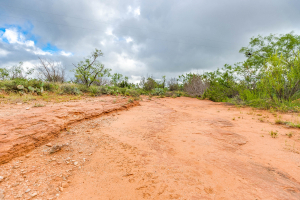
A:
60,84,81,95
89,86,101,96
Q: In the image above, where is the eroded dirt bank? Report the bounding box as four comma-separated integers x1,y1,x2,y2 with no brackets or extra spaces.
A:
1,97,300,199
0,96,139,164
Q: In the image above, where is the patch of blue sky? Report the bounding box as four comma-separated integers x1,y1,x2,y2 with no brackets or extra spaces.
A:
42,43,61,53
116,37,126,42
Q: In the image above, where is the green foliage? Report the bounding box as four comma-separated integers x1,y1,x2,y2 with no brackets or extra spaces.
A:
258,53,300,101
140,77,157,91
73,49,111,87
0,68,9,80
151,88,165,96
9,62,34,80
202,64,238,101
0,79,45,95
239,32,300,69
60,84,81,95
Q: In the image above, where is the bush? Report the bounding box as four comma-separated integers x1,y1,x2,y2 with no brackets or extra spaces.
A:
60,84,81,95
183,75,209,97
151,88,165,96
89,86,102,96
168,78,180,91
125,89,140,97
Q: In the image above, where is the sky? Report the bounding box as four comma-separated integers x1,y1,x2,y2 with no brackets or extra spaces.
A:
0,0,300,82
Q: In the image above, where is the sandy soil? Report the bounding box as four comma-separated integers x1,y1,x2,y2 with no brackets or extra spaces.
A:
1,96,300,200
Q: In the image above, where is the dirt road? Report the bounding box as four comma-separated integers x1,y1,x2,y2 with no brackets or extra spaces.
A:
1,97,300,199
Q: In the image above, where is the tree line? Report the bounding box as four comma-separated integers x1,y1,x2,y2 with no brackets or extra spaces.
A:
1,32,300,111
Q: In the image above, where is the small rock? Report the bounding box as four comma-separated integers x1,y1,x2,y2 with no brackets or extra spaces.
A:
25,155,30,158
61,182,69,188
59,187,63,192
26,107,30,110
30,192,37,197
0,176,3,182
74,162,78,166
16,103,22,105
25,189,31,193
46,143,52,147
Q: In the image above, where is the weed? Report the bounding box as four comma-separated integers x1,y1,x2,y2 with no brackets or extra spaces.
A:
286,132,293,138
128,98,134,103
257,114,262,116
270,131,278,138
258,118,264,122
232,117,235,120
33,103,45,107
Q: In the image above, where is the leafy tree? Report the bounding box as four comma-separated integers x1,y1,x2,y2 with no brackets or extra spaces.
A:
258,53,300,101
111,73,123,86
139,76,157,91
236,32,300,89
9,62,34,80
0,68,9,80
157,75,166,88
73,49,111,87
239,32,300,68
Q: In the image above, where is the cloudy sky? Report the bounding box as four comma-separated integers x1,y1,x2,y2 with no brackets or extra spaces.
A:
0,0,300,82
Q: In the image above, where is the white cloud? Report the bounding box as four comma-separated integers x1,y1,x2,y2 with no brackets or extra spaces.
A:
105,28,113,36
109,53,147,72
1,28,50,55
60,51,72,56
126,37,133,43
134,7,140,17
0,49,9,57
127,6,140,17
129,75,142,84
0,28,73,56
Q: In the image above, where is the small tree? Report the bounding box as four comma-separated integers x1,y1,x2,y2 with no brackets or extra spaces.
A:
36,57,65,83
259,53,300,101
9,62,34,79
168,78,179,91
73,49,111,87
0,68,9,80
139,76,157,91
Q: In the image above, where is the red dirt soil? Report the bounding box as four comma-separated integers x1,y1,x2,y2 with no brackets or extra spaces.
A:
1,96,300,200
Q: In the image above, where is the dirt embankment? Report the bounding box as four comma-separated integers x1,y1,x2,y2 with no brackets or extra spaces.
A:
0,96,139,164
1,97,300,200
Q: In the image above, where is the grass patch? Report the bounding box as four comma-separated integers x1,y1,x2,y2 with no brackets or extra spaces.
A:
270,131,278,138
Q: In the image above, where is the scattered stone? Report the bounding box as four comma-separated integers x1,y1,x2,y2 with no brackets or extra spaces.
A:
49,145,65,154
25,189,31,193
30,192,37,197
26,107,30,110
74,162,78,166
46,143,52,147
25,155,30,158
0,176,3,182
59,187,64,192
61,182,69,188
